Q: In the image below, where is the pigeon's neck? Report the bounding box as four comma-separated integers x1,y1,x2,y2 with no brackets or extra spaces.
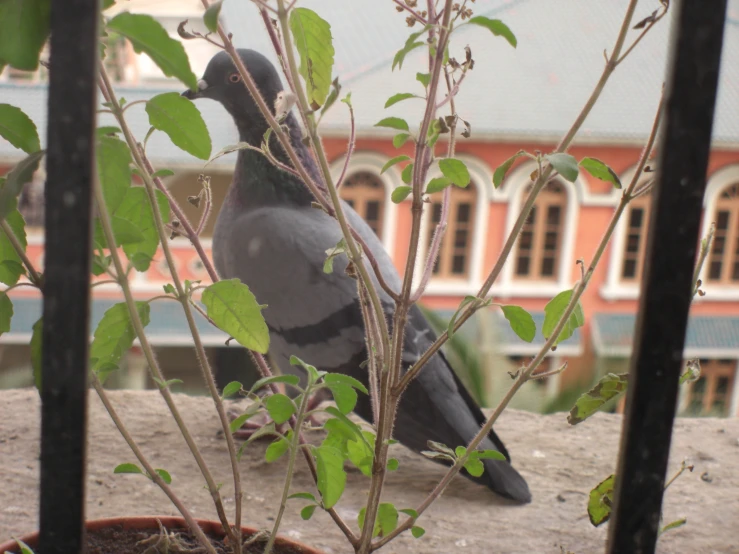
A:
231,114,319,207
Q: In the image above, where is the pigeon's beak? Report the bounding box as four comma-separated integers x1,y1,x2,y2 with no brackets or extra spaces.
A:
182,79,209,100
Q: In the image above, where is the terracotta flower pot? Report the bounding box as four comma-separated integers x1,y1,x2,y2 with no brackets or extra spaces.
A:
0,515,323,554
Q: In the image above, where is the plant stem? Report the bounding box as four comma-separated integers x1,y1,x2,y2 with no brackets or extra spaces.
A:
90,376,219,554
264,390,311,554
692,222,715,297
97,66,242,552
0,220,43,287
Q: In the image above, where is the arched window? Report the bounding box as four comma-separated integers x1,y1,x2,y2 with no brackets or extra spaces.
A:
340,171,385,239
514,181,567,280
425,183,477,278
707,182,739,284
620,194,652,283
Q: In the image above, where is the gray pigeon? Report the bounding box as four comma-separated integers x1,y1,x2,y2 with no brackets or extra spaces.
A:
183,49,531,503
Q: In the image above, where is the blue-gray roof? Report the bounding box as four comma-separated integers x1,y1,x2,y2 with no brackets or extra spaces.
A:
2,0,739,167
592,312,739,357
0,297,228,346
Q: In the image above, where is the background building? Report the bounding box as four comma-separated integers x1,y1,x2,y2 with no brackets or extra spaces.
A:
2,0,739,416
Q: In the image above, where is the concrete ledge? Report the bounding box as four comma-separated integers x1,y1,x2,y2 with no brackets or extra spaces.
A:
1,389,737,553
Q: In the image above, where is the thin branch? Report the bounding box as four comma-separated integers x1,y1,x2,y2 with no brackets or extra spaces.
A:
393,0,429,26
1,220,43,287
334,101,356,190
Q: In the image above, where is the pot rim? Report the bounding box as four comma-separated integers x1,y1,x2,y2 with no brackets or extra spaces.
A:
0,515,324,554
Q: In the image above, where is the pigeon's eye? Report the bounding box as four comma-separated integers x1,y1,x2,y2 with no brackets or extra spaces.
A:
229,73,241,83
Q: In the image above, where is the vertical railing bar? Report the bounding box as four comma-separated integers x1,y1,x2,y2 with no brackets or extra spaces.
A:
606,1,728,553
38,0,99,552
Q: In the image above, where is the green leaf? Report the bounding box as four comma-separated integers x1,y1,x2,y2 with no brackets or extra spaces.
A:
289,8,335,109
384,93,419,108
151,168,175,179
580,157,622,189
391,186,412,203
116,187,170,271
31,318,42,391
346,430,374,476
660,518,687,535
416,72,430,88
290,355,324,384
493,150,525,188
90,302,150,382
546,152,579,183
425,176,451,194
393,133,411,148
97,126,121,137
378,503,399,536
438,158,470,187
314,445,346,509
568,373,629,425
0,208,28,286
324,238,347,274
154,468,172,484
0,150,44,221
357,508,380,538
203,0,223,33
288,492,317,502
229,407,261,434
265,393,296,424
542,289,585,346
300,504,317,520
473,449,507,461
588,474,615,526
411,526,426,538
325,382,357,414
152,377,183,389
392,26,430,71
381,155,411,174
454,445,467,458
107,12,198,90
222,380,242,398
399,508,418,518
97,135,132,214
250,374,301,394
265,434,290,462
464,457,485,477
114,462,143,475
323,373,368,394
324,407,366,443
13,538,35,554
468,16,517,48
202,279,270,353
320,77,342,117
0,104,40,153
401,163,414,184
387,458,399,471
446,296,479,340
145,93,211,160
375,117,409,132
0,292,13,336
0,0,51,70
501,305,536,343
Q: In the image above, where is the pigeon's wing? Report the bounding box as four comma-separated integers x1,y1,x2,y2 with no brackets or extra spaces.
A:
215,203,379,373
390,305,532,503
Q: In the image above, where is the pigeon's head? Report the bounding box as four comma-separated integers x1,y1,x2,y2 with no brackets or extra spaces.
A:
182,49,285,139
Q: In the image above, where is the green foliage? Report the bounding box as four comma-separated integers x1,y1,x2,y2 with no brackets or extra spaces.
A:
145,92,212,160
265,434,290,462
401,163,414,184
416,72,430,88
0,0,51,70
425,176,451,194
381,155,410,174
300,504,317,520
115,187,170,271
588,473,614,526
114,462,144,475
265,393,297,424
0,150,44,220
493,150,526,188
154,468,172,484
501,305,536,343
221,380,243,398
385,93,419,108
411,526,426,538
0,104,41,153
202,279,270,353
392,26,430,70
660,518,687,535
468,16,517,48
375,117,410,132
392,186,411,204
568,373,628,425
97,135,132,214
377,503,399,536
12,538,35,554
90,302,150,383
152,377,183,389
0,208,28,286
323,238,347,274
289,8,335,109
546,152,579,183
107,12,198,90
249,374,301,394
203,0,223,33
392,133,411,148
323,372,368,394
579,157,621,188
542,289,585,347
229,404,262,434
314,444,346,509
0,292,12,336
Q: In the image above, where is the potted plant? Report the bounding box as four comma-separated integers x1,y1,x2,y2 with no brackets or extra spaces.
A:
0,0,685,552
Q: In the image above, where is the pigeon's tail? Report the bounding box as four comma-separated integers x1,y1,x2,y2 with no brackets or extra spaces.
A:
466,435,532,503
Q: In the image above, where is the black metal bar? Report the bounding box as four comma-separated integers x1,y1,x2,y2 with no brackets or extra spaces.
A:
607,1,728,552
38,0,99,552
